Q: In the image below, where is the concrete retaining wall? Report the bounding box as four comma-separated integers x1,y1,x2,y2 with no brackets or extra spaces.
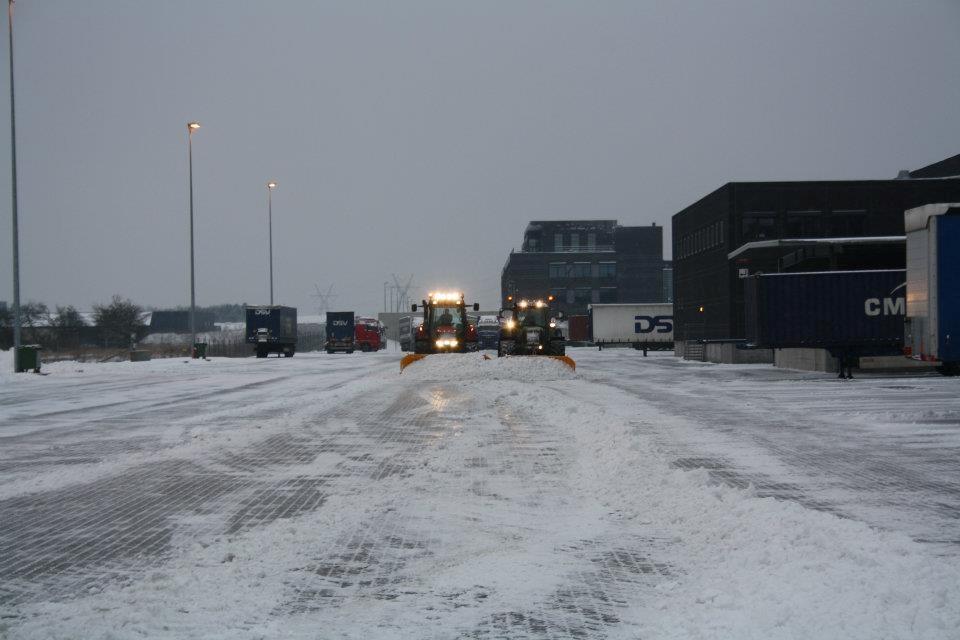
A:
704,343,774,364
773,348,938,373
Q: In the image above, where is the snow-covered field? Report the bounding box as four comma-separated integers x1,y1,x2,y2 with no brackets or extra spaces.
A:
1,348,959,639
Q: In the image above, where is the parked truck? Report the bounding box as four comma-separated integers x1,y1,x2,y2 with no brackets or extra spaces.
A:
325,311,355,354
589,303,674,352
398,315,418,352
246,305,297,358
745,269,906,377
476,315,501,350
355,317,386,352
904,203,960,375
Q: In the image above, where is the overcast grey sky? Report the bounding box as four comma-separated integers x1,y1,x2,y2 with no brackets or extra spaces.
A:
1,0,958,315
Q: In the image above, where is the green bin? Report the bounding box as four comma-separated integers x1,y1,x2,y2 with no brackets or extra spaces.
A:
15,345,41,373
192,342,208,359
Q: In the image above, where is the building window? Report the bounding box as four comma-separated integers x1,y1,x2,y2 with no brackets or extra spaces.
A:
569,233,580,251
574,287,592,304
587,233,596,250
554,233,564,251
566,288,575,304
741,212,777,241
785,210,822,238
549,288,564,303
829,209,866,236
599,287,617,303
571,262,591,278
549,262,568,278
598,261,616,278
528,238,540,252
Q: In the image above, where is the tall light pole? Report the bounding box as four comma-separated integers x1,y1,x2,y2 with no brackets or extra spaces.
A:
7,0,21,372
267,181,277,305
187,121,200,351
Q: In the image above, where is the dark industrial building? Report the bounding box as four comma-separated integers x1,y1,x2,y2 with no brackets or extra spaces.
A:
671,154,960,359
148,310,216,334
501,220,664,316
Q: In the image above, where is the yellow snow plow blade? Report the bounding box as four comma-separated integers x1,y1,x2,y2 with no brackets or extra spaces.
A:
550,355,576,370
400,354,428,372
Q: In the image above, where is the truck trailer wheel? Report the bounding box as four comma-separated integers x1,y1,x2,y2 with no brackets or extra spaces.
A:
938,363,959,376
255,347,267,358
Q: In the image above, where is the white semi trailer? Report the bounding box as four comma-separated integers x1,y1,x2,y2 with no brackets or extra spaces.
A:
588,303,674,351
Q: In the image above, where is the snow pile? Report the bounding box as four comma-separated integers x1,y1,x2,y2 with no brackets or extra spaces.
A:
401,353,577,381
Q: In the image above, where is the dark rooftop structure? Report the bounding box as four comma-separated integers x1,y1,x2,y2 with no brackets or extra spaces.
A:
908,153,960,179
671,160,960,353
501,220,664,316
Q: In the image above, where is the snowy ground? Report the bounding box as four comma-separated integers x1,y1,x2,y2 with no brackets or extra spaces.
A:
1,348,959,639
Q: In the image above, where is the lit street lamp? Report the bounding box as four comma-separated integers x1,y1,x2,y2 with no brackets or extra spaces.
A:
267,181,277,305
7,0,21,372
187,121,200,353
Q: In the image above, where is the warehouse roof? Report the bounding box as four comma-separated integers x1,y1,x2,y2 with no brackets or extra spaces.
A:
728,236,905,261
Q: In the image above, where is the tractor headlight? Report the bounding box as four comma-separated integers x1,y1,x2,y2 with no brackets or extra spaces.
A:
549,321,556,328
435,339,458,348
506,319,516,330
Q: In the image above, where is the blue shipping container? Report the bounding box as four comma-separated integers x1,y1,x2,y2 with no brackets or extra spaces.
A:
745,270,905,350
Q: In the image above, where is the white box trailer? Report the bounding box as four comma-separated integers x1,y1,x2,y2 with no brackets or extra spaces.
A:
588,303,674,349
904,203,960,375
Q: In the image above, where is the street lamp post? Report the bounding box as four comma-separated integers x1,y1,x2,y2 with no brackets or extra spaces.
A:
267,181,277,305
7,0,21,372
187,121,200,353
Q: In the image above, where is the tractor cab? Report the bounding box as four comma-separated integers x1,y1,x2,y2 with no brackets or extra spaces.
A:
412,291,480,354
498,295,566,357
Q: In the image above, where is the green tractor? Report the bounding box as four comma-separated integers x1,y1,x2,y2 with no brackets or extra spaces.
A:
498,296,571,366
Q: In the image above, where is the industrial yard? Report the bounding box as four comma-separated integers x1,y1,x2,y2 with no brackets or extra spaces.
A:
2,349,958,639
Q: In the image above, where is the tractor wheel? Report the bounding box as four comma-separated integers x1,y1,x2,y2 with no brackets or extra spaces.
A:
549,341,566,356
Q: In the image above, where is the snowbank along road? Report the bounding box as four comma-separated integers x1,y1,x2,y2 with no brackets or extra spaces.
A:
1,349,959,639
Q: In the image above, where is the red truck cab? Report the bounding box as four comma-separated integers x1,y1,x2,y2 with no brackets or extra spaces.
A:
355,318,386,352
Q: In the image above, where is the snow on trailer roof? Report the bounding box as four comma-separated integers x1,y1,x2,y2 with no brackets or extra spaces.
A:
727,236,905,260
904,202,960,233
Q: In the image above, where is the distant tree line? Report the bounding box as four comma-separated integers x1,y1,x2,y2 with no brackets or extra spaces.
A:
1,299,251,350
160,303,247,323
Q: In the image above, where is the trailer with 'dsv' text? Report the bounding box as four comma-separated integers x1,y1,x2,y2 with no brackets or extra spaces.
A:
325,311,356,354
588,303,674,351
245,305,297,358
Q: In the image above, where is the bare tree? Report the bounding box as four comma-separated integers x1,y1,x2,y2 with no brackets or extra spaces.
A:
93,295,145,347
19,301,50,343
51,305,86,328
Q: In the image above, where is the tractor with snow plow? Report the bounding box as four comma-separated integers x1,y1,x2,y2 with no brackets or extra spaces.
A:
498,296,575,369
400,291,480,371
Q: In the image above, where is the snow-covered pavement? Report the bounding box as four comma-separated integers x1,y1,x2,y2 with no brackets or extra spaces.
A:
1,349,959,639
